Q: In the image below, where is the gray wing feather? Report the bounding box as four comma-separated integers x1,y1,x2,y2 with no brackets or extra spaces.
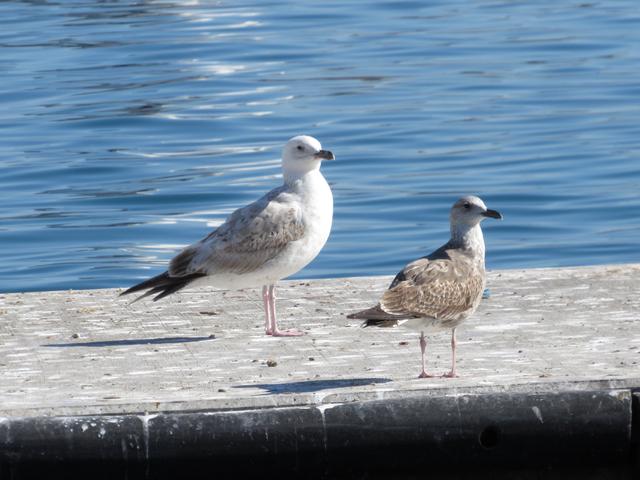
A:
169,186,305,276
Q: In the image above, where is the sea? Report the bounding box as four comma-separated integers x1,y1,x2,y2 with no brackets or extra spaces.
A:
1,0,639,293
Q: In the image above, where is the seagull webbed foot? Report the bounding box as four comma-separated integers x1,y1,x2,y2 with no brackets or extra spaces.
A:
271,328,304,337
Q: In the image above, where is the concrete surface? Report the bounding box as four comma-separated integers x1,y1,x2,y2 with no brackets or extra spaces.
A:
1,263,639,418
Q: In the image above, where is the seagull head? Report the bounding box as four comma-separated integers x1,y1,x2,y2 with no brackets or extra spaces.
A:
450,195,503,228
282,135,334,180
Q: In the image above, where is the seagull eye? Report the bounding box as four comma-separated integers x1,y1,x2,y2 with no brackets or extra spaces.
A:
464,202,471,209
297,145,304,151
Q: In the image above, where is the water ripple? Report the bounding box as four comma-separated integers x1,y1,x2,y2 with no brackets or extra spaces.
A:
0,0,639,292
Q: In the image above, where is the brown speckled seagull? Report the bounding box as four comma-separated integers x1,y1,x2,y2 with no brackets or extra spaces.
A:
347,196,502,378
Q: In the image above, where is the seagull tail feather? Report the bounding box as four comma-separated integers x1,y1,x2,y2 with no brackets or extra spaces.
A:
120,271,206,302
347,305,406,327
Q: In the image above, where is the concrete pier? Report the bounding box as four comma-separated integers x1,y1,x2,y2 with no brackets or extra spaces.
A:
1,264,639,478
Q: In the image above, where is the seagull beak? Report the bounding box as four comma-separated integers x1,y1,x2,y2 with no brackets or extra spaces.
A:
314,149,335,161
483,208,503,220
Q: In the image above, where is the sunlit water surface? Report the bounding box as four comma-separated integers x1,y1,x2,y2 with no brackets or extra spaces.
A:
1,0,639,292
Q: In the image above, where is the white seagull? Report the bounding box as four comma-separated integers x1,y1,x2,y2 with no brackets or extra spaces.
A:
121,135,335,337
347,196,502,378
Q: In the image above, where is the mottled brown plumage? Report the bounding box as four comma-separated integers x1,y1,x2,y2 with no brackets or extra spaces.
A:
386,252,482,322
348,247,484,327
347,195,502,378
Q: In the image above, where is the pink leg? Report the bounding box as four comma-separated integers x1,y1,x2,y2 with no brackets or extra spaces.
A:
268,284,304,337
442,328,458,378
418,331,432,378
263,285,273,335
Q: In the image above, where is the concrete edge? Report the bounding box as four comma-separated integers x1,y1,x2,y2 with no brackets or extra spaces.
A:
0,388,634,478
2,377,638,419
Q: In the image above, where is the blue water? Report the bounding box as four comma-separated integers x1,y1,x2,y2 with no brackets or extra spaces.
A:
1,0,639,293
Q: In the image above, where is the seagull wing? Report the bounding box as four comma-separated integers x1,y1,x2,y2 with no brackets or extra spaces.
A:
380,252,484,321
169,186,306,277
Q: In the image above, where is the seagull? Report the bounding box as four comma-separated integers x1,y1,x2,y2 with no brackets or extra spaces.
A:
121,135,335,337
347,196,502,378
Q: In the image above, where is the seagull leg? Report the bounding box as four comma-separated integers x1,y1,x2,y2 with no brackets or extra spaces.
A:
268,284,304,337
263,285,273,335
418,331,432,378
443,328,458,378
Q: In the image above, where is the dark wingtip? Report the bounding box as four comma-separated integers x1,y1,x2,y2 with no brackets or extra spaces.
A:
347,305,407,327
120,272,170,297
346,312,372,328
347,308,381,322
120,271,206,302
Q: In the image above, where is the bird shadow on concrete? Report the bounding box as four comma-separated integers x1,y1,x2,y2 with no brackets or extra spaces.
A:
234,377,392,395
41,336,216,348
